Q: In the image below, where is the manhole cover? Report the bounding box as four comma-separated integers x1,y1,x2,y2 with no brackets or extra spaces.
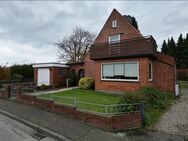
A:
32,132,46,140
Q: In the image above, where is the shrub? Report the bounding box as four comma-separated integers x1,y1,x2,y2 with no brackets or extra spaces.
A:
119,91,145,104
65,72,78,86
118,86,173,127
139,86,172,109
40,84,48,90
79,77,94,90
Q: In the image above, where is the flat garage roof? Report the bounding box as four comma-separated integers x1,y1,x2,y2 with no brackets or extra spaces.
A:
33,62,69,68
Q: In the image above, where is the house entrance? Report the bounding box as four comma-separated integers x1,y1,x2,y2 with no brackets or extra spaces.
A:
78,69,85,80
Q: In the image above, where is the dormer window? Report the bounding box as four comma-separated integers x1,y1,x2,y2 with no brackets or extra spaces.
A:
109,34,120,44
112,20,117,28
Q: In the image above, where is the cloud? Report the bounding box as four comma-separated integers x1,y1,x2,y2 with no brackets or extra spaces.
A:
0,1,187,66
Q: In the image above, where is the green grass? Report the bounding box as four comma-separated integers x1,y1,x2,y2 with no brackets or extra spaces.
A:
39,88,120,104
38,88,121,114
179,81,188,89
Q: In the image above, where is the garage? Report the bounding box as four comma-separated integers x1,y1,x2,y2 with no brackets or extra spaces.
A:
37,68,50,86
33,63,69,87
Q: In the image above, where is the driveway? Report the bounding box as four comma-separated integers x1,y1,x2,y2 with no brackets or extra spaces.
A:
155,89,188,137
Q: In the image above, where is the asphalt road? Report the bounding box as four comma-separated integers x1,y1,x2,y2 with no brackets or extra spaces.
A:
0,113,55,141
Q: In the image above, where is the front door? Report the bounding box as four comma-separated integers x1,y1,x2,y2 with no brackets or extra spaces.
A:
78,69,85,80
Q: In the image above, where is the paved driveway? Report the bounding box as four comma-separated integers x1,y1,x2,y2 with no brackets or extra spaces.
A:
155,89,188,137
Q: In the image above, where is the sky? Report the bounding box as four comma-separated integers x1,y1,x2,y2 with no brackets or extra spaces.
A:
0,1,188,66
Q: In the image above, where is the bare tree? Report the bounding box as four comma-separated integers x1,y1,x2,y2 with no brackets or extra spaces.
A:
56,27,95,63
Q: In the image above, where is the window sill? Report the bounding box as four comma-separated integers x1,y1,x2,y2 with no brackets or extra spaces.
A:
101,79,139,82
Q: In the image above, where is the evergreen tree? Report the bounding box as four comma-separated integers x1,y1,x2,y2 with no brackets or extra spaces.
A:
169,37,176,57
166,38,172,56
161,33,188,68
183,34,188,67
176,34,184,68
131,17,138,30
161,40,168,54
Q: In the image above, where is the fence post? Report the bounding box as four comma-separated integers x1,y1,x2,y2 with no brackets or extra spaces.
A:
52,95,55,102
105,105,108,114
74,98,77,108
140,102,145,126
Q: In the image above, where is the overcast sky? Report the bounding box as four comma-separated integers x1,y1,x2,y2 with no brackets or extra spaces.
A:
0,1,188,66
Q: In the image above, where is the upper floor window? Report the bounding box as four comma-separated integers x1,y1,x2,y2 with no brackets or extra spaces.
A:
149,62,153,81
112,20,117,28
109,34,120,44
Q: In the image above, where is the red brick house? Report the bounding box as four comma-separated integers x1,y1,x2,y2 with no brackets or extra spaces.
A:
33,9,176,94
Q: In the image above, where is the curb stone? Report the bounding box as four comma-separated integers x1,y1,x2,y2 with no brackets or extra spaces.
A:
0,109,72,141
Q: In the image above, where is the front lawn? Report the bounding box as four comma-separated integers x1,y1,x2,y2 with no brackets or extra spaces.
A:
38,88,121,105
38,88,122,114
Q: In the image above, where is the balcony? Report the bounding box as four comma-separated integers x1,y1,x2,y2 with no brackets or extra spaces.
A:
90,36,157,60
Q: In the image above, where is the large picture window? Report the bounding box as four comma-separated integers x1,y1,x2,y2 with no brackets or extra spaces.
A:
101,62,139,81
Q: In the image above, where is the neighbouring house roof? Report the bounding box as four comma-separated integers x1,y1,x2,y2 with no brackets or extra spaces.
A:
32,62,69,68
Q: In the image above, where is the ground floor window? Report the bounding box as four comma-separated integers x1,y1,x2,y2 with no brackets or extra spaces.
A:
101,62,139,81
58,68,64,76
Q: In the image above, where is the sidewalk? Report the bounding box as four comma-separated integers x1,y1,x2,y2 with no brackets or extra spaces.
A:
0,98,185,141
36,87,78,95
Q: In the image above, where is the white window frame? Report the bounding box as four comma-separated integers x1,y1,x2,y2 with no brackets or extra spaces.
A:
108,34,120,44
149,62,153,81
112,19,117,28
101,61,139,82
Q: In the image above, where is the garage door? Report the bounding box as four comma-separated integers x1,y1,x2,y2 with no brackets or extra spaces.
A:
37,68,50,86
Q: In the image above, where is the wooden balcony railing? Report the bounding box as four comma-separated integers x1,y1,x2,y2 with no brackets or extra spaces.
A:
90,36,157,60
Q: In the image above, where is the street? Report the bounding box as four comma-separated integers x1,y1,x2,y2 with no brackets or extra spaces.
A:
0,113,55,141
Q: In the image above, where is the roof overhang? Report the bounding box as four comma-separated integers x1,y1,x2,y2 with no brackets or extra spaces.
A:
33,62,69,68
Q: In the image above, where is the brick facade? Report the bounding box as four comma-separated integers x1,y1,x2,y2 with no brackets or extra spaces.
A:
155,53,175,93
88,9,176,94
94,9,142,44
68,53,95,79
94,57,153,93
92,54,175,94
33,9,176,94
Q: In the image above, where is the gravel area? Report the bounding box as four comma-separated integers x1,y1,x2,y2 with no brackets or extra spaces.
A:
155,89,188,137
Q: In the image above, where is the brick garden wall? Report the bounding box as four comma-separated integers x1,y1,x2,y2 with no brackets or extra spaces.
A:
16,87,142,131
155,53,176,93
0,85,10,98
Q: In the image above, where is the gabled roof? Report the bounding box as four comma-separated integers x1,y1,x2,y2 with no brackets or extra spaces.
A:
94,9,142,44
